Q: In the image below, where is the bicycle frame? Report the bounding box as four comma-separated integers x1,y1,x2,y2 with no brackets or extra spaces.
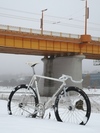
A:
27,73,83,110
27,74,65,108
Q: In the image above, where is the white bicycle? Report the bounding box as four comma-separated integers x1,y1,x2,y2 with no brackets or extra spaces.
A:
7,62,91,125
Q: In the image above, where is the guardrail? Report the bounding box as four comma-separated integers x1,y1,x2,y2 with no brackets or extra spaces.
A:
0,24,92,39
0,24,81,38
0,24,100,42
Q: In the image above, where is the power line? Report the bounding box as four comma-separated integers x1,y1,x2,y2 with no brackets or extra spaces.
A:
0,6,100,26
1,12,100,32
0,6,40,16
0,6,84,19
0,7,100,32
0,13,39,22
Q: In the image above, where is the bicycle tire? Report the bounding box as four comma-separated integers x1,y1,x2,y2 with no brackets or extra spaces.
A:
7,84,39,117
54,86,91,125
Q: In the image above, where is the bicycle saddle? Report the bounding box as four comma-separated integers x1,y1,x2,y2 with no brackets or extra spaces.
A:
26,62,38,67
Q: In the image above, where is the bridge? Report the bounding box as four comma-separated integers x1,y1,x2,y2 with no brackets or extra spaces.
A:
0,24,100,96
0,24,100,59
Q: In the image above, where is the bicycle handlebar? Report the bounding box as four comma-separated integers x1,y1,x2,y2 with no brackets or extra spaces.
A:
59,74,83,83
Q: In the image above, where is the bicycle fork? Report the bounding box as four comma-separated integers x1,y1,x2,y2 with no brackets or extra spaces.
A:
63,87,75,111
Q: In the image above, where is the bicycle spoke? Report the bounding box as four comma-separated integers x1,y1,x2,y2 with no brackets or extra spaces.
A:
54,86,91,125
8,84,39,117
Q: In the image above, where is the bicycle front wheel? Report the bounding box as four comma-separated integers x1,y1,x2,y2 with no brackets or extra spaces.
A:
54,86,91,125
7,84,39,117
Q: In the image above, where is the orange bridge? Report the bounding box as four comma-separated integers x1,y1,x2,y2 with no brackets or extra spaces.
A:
0,24,100,59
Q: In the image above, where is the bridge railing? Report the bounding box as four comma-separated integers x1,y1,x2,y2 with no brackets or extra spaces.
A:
0,24,100,41
91,36,100,42
0,24,80,38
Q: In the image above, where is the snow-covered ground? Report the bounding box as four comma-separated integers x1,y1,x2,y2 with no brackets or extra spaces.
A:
0,86,100,113
0,87,100,133
0,100,100,133
83,88,100,95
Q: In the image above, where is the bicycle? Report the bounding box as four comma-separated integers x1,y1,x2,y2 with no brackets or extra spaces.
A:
7,62,91,125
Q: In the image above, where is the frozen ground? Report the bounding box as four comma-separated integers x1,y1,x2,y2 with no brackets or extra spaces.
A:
0,100,100,133
0,87,100,133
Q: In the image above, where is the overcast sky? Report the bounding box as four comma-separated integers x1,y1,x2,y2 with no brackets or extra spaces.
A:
0,0,100,75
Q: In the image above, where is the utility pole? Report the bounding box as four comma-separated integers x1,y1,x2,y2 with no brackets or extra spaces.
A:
40,9,47,35
84,0,89,35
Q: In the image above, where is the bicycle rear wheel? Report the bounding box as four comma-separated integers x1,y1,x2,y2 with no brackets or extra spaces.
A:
7,84,39,117
54,86,91,125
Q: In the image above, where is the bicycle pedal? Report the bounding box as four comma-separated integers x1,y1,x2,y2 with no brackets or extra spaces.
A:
26,112,37,118
26,114,33,118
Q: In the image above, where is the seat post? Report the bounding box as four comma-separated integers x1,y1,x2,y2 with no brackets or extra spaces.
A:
32,67,35,75
27,62,38,75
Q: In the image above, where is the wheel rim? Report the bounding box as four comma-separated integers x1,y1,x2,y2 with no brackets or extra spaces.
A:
54,87,91,125
8,85,38,117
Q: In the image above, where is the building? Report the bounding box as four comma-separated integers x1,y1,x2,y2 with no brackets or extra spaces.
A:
82,72,100,88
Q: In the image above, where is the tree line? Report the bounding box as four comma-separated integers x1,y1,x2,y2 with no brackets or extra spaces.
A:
0,76,31,87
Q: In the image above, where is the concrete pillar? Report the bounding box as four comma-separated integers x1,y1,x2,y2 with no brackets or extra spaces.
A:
38,55,85,96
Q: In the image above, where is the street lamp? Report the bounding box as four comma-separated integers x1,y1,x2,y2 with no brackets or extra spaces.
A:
40,9,47,34
81,0,89,35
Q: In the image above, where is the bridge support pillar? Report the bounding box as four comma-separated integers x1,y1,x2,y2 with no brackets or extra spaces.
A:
39,55,85,96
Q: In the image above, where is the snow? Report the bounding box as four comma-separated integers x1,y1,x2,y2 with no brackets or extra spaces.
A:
0,100,100,133
83,88,100,95
0,87,100,133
